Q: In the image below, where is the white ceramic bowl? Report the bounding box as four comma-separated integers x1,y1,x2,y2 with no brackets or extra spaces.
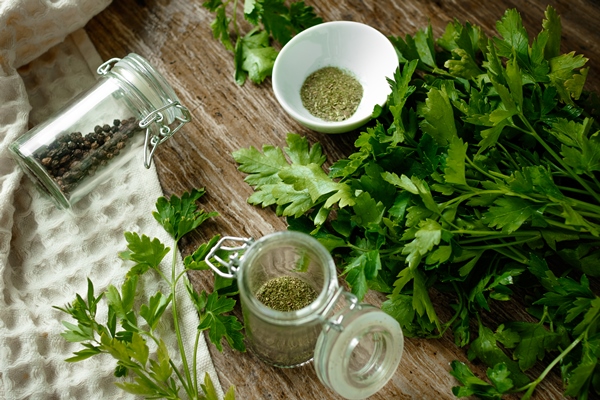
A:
272,21,398,134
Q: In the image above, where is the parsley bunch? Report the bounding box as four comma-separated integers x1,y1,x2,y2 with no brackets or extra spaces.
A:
56,189,243,399
233,7,600,399
202,0,322,84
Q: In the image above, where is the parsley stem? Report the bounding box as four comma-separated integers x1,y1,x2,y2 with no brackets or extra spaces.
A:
155,268,170,286
457,231,539,244
461,235,541,250
439,282,465,337
169,239,196,399
556,185,593,196
487,170,510,180
490,246,528,264
441,189,505,209
465,155,503,181
570,197,600,215
496,142,520,170
517,332,584,399
192,328,202,395
451,229,533,236
544,218,588,232
517,114,600,204
545,205,600,220
171,358,192,396
140,330,192,396
591,174,600,192
231,0,239,39
518,314,600,399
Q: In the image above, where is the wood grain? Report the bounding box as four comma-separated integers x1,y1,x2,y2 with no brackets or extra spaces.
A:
85,1,600,398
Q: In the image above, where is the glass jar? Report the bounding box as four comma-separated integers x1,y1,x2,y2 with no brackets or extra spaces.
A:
206,231,404,400
9,53,190,209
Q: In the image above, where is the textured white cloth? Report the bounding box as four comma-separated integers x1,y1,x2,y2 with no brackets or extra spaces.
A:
0,1,222,399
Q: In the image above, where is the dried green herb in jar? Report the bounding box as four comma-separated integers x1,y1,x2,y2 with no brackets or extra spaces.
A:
255,276,318,312
300,66,363,122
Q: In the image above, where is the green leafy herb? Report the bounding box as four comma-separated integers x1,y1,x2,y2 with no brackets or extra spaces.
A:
55,189,242,399
449,360,513,399
234,6,600,399
203,0,322,84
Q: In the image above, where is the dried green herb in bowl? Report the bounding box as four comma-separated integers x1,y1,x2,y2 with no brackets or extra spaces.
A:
300,66,363,122
272,21,397,134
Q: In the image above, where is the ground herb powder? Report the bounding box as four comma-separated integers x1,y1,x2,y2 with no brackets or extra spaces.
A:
300,66,363,122
255,276,318,312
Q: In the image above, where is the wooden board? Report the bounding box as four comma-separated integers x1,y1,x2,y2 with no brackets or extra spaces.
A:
85,1,600,398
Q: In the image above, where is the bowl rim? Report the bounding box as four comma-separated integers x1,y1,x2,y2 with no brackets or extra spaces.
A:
272,20,398,133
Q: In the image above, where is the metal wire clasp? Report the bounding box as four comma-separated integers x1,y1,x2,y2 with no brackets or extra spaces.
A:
139,101,191,168
204,236,255,279
96,57,192,169
97,58,121,75
319,288,359,333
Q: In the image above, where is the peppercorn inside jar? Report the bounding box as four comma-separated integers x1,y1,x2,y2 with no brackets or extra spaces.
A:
10,53,190,209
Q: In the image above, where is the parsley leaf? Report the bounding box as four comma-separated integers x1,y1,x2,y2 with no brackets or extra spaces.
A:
119,232,170,276
503,321,563,371
482,197,541,234
419,86,458,146
153,188,219,241
203,0,321,84
548,117,600,175
233,133,354,219
191,289,246,352
235,28,278,85
468,324,530,388
209,4,234,51
450,360,513,399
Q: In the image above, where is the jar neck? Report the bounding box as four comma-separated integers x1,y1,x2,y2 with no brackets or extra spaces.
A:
107,53,181,123
238,231,339,326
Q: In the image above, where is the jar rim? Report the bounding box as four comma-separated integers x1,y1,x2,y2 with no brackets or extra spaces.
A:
313,304,404,399
109,53,181,124
237,231,339,325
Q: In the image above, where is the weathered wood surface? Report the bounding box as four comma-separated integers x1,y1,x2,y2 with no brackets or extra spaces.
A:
85,1,600,399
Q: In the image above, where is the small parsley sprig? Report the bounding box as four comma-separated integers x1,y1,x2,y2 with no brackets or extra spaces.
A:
55,188,242,399
202,0,322,84
233,6,600,399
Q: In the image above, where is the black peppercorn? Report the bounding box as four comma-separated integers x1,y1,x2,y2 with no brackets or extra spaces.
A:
31,117,142,196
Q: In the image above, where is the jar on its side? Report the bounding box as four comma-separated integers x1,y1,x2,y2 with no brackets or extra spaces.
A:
9,53,190,209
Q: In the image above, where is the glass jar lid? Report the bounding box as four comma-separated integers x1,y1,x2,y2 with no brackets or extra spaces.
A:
97,53,191,168
107,53,180,124
313,303,403,399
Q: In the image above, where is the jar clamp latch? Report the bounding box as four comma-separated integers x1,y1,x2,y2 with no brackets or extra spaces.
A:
318,287,359,333
204,236,255,279
139,101,191,168
97,58,192,168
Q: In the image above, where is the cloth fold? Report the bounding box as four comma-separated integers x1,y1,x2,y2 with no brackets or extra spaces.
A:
0,1,222,399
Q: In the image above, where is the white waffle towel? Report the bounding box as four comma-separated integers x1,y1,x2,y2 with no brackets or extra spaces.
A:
0,1,222,399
